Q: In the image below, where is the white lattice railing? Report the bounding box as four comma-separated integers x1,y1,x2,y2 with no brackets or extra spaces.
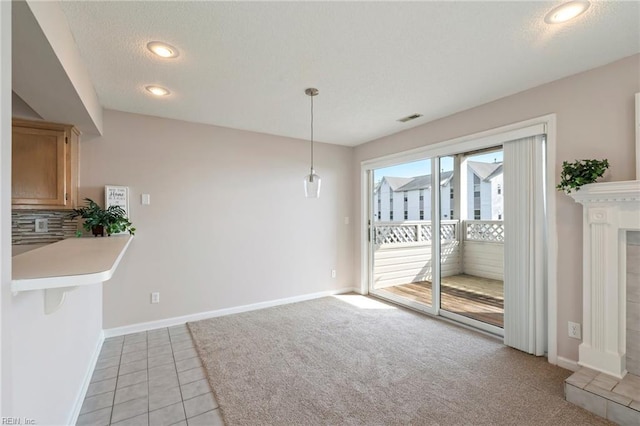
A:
374,220,505,246
374,221,459,246
464,220,504,243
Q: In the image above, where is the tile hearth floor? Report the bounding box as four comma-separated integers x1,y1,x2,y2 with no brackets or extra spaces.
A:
77,325,224,426
565,367,640,425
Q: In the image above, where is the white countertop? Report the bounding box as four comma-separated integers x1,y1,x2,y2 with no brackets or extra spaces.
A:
12,235,133,292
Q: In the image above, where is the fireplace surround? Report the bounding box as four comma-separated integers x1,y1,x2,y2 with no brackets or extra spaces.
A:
570,180,640,379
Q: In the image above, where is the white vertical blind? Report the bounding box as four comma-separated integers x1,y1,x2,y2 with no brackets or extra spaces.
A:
503,135,547,356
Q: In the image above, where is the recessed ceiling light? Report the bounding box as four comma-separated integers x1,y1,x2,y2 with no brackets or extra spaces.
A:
544,1,590,24
145,85,170,96
147,41,179,58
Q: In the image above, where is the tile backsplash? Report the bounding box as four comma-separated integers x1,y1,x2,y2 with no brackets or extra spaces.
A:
12,210,78,245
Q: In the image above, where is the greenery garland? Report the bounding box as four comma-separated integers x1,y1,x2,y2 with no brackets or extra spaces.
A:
556,159,609,193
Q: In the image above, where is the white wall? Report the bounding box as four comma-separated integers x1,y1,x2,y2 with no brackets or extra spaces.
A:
10,285,103,425
491,175,503,220
354,54,640,362
373,241,461,289
1,0,12,416
79,110,354,329
407,190,419,220
2,4,103,422
466,173,493,219
12,0,102,135
462,241,504,281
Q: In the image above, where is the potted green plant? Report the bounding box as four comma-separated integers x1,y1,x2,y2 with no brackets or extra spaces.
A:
556,159,609,194
71,198,136,236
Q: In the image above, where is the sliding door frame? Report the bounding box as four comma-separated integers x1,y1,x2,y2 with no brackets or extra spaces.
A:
359,114,558,364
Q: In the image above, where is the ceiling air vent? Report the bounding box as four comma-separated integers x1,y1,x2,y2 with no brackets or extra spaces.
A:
397,113,423,123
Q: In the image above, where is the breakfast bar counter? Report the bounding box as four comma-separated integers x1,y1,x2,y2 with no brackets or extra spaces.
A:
12,235,133,313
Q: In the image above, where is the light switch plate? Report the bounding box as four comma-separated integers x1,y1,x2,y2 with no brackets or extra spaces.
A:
141,194,151,205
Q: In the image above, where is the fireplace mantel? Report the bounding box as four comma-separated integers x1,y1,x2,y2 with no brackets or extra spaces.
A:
570,180,640,378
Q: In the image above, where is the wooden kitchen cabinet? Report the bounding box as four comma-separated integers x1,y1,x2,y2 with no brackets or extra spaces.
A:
12,119,80,210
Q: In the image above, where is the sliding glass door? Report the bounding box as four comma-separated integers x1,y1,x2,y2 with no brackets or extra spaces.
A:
368,149,505,335
437,151,504,335
369,158,435,313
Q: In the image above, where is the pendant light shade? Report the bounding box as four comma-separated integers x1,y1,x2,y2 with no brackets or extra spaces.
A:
304,169,321,198
304,88,321,198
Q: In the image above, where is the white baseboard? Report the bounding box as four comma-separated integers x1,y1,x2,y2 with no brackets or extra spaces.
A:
104,287,358,338
557,356,580,372
68,330,105,425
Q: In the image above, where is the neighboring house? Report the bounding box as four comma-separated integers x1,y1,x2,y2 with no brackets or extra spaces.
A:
375,172,453,221
375,161,502,222
467,161,503,221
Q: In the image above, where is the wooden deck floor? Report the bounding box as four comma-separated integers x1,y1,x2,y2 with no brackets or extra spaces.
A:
380,274,504,328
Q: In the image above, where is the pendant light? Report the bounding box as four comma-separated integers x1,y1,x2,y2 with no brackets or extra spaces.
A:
304,88,321,198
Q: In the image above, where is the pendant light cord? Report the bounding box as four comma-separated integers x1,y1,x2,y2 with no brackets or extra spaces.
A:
310,93,314,174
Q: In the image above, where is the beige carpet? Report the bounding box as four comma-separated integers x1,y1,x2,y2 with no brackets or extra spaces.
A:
188,295,610,425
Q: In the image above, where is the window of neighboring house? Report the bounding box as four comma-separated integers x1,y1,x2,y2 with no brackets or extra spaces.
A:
474,209,481,220
404,211,408,220
450,188,454,199
450,210,454,219
390,211,394,220
498,214,502,220
419,210,424,220
378,212,381,220
473,175,481,213
473,174,481,191
497,184,502,195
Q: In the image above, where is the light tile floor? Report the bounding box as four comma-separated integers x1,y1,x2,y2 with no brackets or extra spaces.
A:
565,367,640,425
77,325,224,426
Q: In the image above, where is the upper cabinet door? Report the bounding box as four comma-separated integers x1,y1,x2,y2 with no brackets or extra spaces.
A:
11,119,80,210
12,125,67,207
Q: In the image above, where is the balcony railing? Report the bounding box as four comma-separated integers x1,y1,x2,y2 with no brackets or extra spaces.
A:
374,220,459,247
372,220,504,288
374,220,503,246
464,220,504,243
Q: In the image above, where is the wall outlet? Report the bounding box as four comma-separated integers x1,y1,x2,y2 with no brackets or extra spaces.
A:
331,269,336,279
568,321,581,339
151,292,160,304
35,218,48,233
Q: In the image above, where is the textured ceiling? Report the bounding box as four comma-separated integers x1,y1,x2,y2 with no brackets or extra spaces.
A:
59,1,640,146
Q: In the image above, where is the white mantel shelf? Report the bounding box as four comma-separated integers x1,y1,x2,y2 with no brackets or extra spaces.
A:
569,180,640,203
12,235,133,314
570,179,640,379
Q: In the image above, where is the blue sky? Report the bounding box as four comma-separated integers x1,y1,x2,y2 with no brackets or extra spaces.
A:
374,151,503,181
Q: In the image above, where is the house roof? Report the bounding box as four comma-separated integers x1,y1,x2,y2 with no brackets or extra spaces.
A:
467,161,503,182
378,171,454,192
381,177,414,192
379,161,504,193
